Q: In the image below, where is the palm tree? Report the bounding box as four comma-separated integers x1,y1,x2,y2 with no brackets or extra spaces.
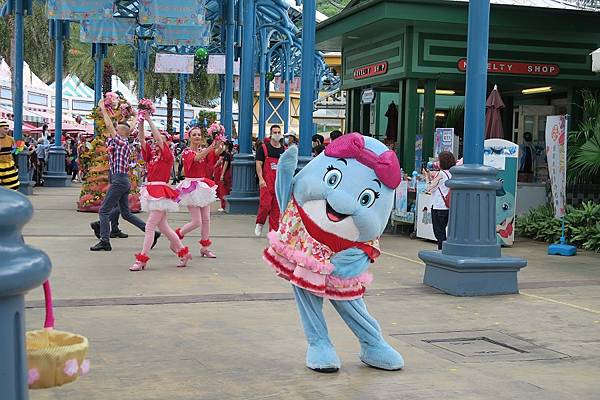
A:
568,89,600,184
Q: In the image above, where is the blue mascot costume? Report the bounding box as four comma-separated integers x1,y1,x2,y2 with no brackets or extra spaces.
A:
263,133,404,372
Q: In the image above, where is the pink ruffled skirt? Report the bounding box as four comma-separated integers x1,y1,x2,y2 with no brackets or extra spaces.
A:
176,178,218,208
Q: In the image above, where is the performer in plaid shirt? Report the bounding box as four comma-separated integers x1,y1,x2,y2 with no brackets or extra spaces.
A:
90,97,161,251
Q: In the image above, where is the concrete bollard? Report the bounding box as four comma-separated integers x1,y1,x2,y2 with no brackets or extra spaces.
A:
0,187,51,399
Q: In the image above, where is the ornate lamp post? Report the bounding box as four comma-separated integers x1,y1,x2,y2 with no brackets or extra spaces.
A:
418,0,527,296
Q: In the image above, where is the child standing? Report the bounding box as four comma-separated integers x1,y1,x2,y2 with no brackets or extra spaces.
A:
131,114,191,271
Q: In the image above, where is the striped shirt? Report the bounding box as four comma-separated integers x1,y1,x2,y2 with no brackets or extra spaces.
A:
107,135,132,175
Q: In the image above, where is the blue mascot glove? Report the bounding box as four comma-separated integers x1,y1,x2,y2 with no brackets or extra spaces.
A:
331,248,371,279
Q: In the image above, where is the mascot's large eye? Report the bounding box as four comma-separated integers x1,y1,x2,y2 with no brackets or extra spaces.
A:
324,166,342,188
502,203,510,211
358,189,379,208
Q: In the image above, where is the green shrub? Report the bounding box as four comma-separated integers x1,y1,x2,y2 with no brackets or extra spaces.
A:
516,201,600,252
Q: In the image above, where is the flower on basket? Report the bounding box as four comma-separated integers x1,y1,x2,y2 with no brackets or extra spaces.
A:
64,359,79,377
28,368,40,385
80,359,90,375
137,98,156,124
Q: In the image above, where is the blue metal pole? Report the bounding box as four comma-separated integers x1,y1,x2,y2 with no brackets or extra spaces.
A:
54,21,64,148
137,41,147,100
13,0,24,142
220,75,225,124
224,0,235,138
223,0,235,137
238,0,255,154
0,188,52,400
298,0,316,157
462,0,490,165
93,43,104,105
283,56,291,134
418,0,527,296
179,74,186,141
258,32,267,140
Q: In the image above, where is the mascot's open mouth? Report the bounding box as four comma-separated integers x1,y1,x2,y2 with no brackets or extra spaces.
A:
326,201,349,223
497,217,514,239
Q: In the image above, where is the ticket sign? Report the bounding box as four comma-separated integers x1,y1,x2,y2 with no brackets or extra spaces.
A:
353,62,388,80
458,59,560,76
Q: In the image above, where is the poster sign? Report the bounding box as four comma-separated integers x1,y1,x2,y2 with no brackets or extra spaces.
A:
545,115,568,218
395,180,409,213
416,192,436,241
138,0,206,25
434,128,454,158
361,89,375,104
234,76,261,92
415,135,423,172
206,55,240,75
484,139,519,246
48,0,114,20
79,19,136,44
458,59,560,76
353,62,388,80
154,54,195,74
272,77,301,92
154,24,210,46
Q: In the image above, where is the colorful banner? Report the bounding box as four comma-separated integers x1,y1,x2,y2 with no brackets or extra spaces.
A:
434,128,454,158
154,54,195,74
545,115,568,218
395,180,409,213
415,134,423,173
138,0,206,25
272,77,301,92
79,19,136,44
154,24,210,46
484,139,519,246
47,0,114,20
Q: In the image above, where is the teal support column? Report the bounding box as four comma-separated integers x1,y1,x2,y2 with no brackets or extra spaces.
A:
418,0,526,296
44,19,71,187
395,80,405,162
179,74,188,141
0,188,52,399
136,40,149,99
298,0,316,158
222,0,235,137
227,0,260,214
92,43,107,137
12,0,34,195
402,78,419,172
349,88,361,132
258,31,267,140
422,79,437,160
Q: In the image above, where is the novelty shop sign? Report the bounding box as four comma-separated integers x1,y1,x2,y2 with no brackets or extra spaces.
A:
457,58,560,76
353,62,388,80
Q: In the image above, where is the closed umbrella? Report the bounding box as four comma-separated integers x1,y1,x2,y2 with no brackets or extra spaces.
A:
485,84,505,139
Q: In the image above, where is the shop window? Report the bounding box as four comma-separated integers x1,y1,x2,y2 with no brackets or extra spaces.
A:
72,100,94,111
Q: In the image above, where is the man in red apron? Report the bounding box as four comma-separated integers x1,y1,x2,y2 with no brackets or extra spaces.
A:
255,125,284,236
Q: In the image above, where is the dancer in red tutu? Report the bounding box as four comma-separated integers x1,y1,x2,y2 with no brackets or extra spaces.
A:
175,127,219,258
131,114,191,271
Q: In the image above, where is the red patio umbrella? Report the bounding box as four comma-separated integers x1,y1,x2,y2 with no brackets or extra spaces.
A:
485,84,505,139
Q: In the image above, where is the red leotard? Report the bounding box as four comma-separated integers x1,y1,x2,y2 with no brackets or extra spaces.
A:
142,142,174,182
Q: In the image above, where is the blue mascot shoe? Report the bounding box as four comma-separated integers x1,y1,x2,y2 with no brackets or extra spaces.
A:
306,341,341,373
360,342,404,371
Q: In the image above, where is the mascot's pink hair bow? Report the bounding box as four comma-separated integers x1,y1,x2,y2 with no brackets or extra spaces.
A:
324,133,401,189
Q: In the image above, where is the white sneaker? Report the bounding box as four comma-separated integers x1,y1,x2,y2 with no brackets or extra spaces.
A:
254,224,264,237
218,208,225,212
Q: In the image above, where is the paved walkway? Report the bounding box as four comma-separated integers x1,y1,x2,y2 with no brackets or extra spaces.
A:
24,186,600,400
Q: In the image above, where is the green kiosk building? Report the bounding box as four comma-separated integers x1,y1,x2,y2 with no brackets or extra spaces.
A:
316,0,600,176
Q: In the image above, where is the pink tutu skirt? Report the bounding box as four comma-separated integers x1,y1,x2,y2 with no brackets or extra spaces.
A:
176,178,218,207
140,182,180,212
